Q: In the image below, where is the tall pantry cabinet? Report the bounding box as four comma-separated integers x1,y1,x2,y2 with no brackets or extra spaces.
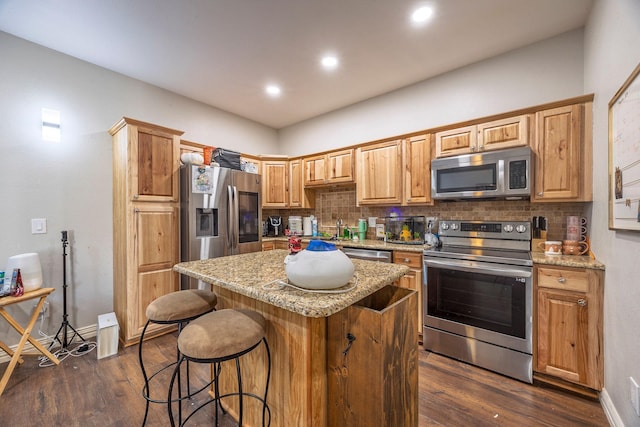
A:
109,117,183,346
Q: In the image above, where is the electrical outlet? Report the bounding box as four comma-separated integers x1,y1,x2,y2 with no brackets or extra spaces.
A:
631,377,640,417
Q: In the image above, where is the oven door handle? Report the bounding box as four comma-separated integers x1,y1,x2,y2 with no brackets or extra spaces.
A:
424,258,532,278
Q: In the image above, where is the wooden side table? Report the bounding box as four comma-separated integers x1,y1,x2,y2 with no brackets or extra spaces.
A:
0,287,60,396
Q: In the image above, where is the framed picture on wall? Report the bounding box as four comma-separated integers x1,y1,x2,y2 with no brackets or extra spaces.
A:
609,61,640,231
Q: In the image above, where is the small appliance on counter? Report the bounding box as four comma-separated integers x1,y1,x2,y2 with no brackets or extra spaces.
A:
288,216,303,235
268,216,283,236
384,216,426,244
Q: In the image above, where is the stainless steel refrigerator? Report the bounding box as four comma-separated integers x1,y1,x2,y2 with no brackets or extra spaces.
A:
180,165,262,290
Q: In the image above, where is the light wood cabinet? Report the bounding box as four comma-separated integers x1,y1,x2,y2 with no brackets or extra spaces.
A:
110,117,182,346
356,140,403,205
261,158,289,208
532,103,592,202
357,137,432,206
327,149,354,183
288,158,315,208
403,134,433,205
304,149,354,186
393,251,423,338
534,265,603,391
435,115,529,158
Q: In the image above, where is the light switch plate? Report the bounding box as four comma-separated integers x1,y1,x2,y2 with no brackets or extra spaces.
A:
31,218,47,234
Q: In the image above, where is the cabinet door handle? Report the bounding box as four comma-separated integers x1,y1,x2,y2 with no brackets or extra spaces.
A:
577,298,587,307
537,192,544,196
403,258,410,263
133,194,139,199
557,277,566,283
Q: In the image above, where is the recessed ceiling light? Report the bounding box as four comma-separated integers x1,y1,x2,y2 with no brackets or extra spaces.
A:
411,6,433,24
265,85,281,97
321,55,339,69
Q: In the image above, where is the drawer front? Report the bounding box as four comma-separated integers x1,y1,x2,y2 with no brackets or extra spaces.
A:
393,251,422,269
537,267,589,293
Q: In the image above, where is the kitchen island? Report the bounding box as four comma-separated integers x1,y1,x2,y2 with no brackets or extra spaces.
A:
174,249,415,427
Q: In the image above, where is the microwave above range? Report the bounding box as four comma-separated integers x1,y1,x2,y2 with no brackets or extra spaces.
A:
431,146,532,200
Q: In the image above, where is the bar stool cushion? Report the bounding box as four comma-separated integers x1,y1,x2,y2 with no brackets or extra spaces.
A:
146,289,217,323
178,309,266,360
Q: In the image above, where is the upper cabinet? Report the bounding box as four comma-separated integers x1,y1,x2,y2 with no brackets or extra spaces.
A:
111,117,182,203
435,115,529,158
532,103,592,202
356,140,403,205
304,149,354,186
403,134,433,205
356,136,434,206
289,158,315,209
261,157,289,208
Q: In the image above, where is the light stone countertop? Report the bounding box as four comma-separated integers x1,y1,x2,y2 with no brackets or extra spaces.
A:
173,249,410,318
265,237,606,270
262,237,427,253
531,251,605,270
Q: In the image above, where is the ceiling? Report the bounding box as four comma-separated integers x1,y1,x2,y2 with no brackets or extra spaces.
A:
0,0,594,129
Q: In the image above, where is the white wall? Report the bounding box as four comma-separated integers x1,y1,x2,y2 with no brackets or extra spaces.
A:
0,32,277,342
279,29,585,155
584,0,640,425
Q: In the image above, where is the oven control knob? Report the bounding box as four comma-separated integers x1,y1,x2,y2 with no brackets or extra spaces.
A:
440,223,450,231
503,224,514,233
515,224,527,233
450,223,459,230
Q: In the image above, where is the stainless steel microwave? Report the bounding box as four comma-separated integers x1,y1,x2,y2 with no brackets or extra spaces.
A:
431,146,532,200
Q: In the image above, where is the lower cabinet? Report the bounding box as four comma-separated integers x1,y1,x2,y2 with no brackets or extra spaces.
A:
327,285,418,426
115,204,180,346
534,265,604,391
393,251,423,339
261,240,299,251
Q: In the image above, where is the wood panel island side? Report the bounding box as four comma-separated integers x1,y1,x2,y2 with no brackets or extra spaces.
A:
173,249,417,427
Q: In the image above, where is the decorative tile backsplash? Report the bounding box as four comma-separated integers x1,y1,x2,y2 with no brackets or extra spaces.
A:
263,187,589,241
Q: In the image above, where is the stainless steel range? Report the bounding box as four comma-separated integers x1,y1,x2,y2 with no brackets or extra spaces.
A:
423,220,533,383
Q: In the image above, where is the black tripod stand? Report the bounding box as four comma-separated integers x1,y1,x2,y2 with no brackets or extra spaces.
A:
49,230,86,352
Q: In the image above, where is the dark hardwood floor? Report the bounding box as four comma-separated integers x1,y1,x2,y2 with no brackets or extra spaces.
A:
0,333,609,426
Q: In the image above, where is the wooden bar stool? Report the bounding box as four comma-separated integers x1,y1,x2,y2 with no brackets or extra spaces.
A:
168,308,271,427
138,289,217,426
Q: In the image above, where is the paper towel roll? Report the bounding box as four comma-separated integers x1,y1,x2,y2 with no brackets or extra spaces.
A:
303,217,312,236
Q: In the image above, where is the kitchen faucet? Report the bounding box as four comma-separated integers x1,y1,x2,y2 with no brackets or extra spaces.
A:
336,218,343,239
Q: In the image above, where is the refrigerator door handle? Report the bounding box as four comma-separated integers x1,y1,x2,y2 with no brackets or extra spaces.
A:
232,186,239,251
227,185,234,250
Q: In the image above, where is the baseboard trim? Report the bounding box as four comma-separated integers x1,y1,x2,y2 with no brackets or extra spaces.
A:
600,387,624,427
0,323,97,364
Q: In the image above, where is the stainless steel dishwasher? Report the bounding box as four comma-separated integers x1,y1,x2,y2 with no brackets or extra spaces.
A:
342,247,393,263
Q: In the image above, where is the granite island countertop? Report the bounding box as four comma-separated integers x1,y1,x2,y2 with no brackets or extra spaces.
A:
173,249,410,318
